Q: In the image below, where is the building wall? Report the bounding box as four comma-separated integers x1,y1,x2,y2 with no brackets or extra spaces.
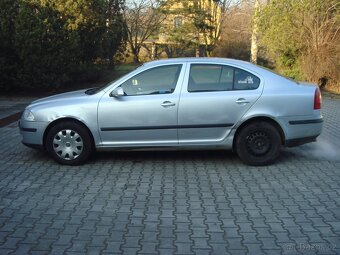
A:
158,0,221,46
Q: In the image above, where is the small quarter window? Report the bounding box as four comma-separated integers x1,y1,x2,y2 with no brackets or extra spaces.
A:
234,68,260,90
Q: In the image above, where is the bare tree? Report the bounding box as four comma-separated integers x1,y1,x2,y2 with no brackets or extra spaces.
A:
212,0,240,42
248,0,271,63
213,1,253,59
250,0,260,63
196,0,240,56
123,0,165,63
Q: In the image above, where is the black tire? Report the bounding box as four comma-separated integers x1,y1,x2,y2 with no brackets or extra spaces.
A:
46,121,93,165
235,121,281,166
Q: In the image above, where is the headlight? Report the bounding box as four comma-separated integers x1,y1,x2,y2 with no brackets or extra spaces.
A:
23,109,35,121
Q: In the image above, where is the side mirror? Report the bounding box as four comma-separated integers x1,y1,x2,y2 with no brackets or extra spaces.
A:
111,87,125,97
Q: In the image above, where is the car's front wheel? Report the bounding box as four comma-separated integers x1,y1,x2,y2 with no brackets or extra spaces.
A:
235,121,281,166
46,121,93,165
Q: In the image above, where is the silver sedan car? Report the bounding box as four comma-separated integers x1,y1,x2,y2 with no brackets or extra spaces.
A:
19,58,323,166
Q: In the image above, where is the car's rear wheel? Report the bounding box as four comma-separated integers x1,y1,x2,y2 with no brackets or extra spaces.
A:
46,121,93,165
235,121,281,166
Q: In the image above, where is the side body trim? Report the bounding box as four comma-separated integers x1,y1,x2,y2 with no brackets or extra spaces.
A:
289,119,323,125
101,123,234,132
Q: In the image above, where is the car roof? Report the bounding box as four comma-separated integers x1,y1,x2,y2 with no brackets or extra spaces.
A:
143,57,274,79
142,57,268,76
103,58,293,93
144,57,254,68
140,58,295,87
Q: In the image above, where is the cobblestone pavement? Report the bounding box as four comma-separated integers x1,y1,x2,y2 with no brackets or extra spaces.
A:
0,97,339,255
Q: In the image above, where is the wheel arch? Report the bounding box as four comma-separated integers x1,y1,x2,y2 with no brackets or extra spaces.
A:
232,116,286,151
43,117,95,149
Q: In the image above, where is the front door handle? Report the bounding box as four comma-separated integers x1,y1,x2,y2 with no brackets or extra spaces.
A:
161,101,176,107
235,98,250,104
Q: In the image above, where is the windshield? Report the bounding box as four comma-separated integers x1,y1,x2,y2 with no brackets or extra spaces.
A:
85,64,143,95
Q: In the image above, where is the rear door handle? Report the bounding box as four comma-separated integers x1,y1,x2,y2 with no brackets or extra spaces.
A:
161,101,176,107
235,98,250,104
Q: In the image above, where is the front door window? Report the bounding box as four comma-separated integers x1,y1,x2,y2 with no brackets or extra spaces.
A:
120,65,182,96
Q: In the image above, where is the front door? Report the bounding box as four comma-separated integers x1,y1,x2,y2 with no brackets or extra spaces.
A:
98,64,185,147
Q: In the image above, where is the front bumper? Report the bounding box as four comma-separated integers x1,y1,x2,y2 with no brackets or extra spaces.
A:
19,119,49,148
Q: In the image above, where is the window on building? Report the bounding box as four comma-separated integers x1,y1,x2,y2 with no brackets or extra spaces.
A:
174,16,183,28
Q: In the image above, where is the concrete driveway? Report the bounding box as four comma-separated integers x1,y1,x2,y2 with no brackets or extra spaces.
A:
0,97,339,254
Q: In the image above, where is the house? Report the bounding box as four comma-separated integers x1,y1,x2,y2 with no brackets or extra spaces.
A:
144,0,222,59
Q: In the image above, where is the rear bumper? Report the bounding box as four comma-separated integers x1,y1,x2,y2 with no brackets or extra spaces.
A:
288,118,323,125
278,115,323,144
285,136,318,147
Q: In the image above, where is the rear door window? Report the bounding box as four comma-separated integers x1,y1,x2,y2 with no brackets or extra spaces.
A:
188,64,260,92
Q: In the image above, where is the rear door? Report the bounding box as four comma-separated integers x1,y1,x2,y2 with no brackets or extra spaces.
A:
178,63,263,144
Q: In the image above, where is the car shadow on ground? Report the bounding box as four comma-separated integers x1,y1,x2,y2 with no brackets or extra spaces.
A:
281,139,340,163
21,144,339,168
19,147,240,165
90,149,239,163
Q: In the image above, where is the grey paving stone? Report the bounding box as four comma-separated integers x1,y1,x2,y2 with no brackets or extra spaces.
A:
175,242,193,255
158,248,176,255
0,237,22,249
104,241,123,254
139,242,158,254
0,248,12,255
0,96,340,254
159,237,175,249
121,247,140,254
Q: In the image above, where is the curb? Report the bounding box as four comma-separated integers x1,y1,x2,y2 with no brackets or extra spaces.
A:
0,112,22,128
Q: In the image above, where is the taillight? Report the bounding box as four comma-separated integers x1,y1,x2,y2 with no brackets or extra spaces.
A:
314,88,322,110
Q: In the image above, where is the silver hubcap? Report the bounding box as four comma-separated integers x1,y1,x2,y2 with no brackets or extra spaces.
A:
53,129,83,160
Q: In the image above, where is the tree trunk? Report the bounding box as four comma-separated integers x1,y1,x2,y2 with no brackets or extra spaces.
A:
164,46,173,58
151,43,157,60
133,55,140,63
250,0,260,64
196,47,200,57
109,55,114,67
131,47,140,63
